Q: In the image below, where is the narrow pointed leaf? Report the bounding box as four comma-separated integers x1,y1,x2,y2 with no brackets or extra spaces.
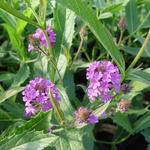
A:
56,0,125,75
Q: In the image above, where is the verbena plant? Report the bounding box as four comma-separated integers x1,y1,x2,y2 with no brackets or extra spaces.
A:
0,0,150,150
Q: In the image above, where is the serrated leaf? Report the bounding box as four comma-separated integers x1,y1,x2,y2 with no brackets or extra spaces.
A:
57,86,74,121
0,131,58,150
54,127,94,150
57,0,125,75
15,111,51,134
112,112,133,133
0,87,24,104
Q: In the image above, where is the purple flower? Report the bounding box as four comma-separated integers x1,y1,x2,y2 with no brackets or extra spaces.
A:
86,61,121,102
75,107,98,125
28,26,56,52
22,77,60,117
28,43,34,52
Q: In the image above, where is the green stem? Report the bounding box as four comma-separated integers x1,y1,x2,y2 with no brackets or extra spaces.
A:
43,30,56,82
117,30,124,47
30,7,41,26
74,37,84,61
48,58,63,83
126,30,150,73
49,91,65,126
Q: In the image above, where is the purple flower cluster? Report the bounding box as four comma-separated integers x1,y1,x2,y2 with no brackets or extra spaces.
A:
28,26,56,52
86,61,121,102
22,77,60,117
75,107,98,125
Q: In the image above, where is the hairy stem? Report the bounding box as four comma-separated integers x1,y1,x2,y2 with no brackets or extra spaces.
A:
117,30,124,47
74,37,84,61
43,30,56,82
49,91,65,126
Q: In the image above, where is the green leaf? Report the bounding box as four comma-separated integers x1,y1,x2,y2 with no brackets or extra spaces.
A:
55,54,67,81
16,7,32,34
112,112,133,133
0,108,14,121
54,127,94,150
93,101,110,117
57,86,74,121
56,0,125,75
127,68,150,99
11,64,30,87
0,87,24,104
63,9,76,50
0,72,14,82
122,46,149,58
126,69,150,85
99,12,112,19
54,3,66,58
39,0,47,23
63,69,77,105
134,112,150,132
0,9,16,28
0,1,41,28
102,3,123,14
33,55,49,78
137,36,150,57
93,0,106,8
1,101,24,118
128,80,149,100
3,23,26,59
15,111,51,134
142,13,150,28
125,0,140,33
141,129,150,143
0,131,58,150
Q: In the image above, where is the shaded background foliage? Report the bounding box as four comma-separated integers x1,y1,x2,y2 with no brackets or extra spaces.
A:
0,0,150,150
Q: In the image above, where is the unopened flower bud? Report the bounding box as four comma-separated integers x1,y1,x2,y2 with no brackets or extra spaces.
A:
75,107,98,125
118,17,126,30
121,83,131,94
80,26,88,38
117,99,131,113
